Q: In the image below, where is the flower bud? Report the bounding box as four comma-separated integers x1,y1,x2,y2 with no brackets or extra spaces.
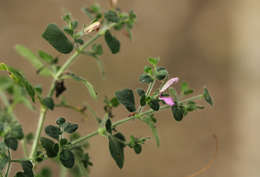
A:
84,21,101,34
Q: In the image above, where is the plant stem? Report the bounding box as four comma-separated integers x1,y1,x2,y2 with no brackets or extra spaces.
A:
69,94,203,147
29,24,115,160
59,163,67,177
4,149,11,177
137,80,156,113
22,139,28,158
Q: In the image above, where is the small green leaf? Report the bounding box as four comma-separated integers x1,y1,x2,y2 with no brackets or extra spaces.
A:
45,125,61,140
65,73,97,99
181,82,194,95
171,105,184,121
105,30,120,54
148,99,160,111
0,63,35,102
60,150,75,168
0,143,9,171
15,172,26,177
15,45,51,76
140,95,146,106
42,24,74,54
21,160,34,177
81,153,93,168
64,123,78,134
37,167,52,177
108,133,125,169
40,137,59,158
143,115,160,147
92,44,103,56
133,144,142,154
4,137,18,151
56,117,66,126
41,97,54,110
136,88,145,96
115,89,136,112
110,97,119,107
156,67,168,80
105,119,112,133
203,88,213,106
148,57,159,66
38,50,56,64
104,10,119,23
144,66,153,75
139,74,153,84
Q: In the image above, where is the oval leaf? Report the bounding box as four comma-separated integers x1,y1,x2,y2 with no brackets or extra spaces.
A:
115,89,136,112
60,150,75,168
42,24,74,54
105,30,120,54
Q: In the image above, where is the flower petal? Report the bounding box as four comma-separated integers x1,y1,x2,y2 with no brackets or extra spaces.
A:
159,96,175,106
160,77,179,93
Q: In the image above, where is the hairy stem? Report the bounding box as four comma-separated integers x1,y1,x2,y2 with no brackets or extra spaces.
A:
69,94,203,147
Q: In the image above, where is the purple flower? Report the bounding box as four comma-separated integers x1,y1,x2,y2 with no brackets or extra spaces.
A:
159,77,179,106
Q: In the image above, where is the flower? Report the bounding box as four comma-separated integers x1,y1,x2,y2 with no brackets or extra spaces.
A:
159,77,179,106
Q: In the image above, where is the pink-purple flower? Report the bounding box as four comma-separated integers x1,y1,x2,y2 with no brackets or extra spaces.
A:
159,77,179,106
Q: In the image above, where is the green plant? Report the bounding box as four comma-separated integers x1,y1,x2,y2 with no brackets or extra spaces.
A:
0,1,213,177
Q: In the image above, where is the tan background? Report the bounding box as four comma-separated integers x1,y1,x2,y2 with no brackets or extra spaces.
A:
0,0,259,177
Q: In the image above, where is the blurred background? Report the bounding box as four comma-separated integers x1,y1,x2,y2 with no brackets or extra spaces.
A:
0,0,259,176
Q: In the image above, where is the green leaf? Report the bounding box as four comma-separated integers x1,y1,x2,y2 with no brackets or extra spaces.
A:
65,73,97,99
136,88,145,96
8,124,24,140
105,30,120,54
148,57,159,66
143,115,160,147
15,45,51,76
38,50,56,64
115,89,136,112
0,63,35,102
81,153,93,168
4,137,18,151
171,105,184,121
40,137,59,158
104,10,119,23
64,123,78,134
45,125,61,140
203,88,213,106
181,82,194,95
133,144,142,154
41,97,54,110
0,143,9,171
60,150,75,168
15,172,26,177
21,160,34,177
42,24,74,54
139,74,153,84
110,97,119,107
56,117,66,126
140,95,146,106
92,44,103,56
156,67,168,80
105,119,112,133
144,66,153,75
148,99,160,111
108,133,125,169
37,167,52,177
